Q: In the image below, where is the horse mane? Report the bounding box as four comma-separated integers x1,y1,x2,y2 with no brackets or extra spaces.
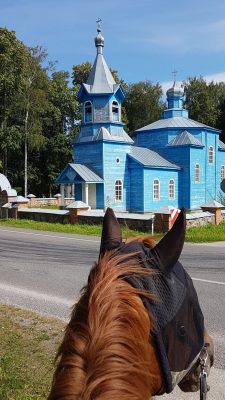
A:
48,237,162,400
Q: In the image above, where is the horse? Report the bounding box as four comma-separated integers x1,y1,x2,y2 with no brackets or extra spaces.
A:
48,208,214,400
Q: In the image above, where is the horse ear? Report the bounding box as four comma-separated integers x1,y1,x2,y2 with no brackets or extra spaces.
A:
99,208,122,256
151,208,186,273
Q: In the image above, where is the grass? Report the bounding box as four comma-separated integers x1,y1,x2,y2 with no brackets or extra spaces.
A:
185,221,225,242
0,304,65,400
0,218,161,240
0,217,225,242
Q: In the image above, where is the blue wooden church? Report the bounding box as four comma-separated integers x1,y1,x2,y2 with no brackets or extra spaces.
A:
57,26,225,212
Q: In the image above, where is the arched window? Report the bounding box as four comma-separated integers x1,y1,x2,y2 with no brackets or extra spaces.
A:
208,146,214,164
195,164,200,183
84,101,92,122
153,179,160,200
168,179,175,199
221,165,225,181
115,180,123,201
112,100,119,122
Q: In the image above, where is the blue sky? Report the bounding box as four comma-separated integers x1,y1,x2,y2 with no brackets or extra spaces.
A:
1,0,225,92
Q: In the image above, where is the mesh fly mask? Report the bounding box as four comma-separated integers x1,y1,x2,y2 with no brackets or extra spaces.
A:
100,208,210,395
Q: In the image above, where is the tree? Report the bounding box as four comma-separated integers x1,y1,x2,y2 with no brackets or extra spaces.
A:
123,81,164,134
0,28,27,175
183,77,225,127
36,70,78,196
16,46,50,196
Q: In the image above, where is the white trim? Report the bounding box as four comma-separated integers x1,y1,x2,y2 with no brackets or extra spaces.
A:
221,165,225,181
195,163,200,183
208,145,214,164
84,100,93,123
115,179,123,202
168,179,175,200
153,178,160,201
112,100,120,122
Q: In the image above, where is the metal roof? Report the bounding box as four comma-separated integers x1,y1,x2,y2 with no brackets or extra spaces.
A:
0,173,11,191
69,164,103,183
129,146,180,169
167,130,204,147
75,127,133,144
201,200,225,208
136,117,220,132
84,53,116,94
219,140,225,150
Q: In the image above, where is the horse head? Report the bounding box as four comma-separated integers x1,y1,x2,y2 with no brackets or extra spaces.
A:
48,207,214,399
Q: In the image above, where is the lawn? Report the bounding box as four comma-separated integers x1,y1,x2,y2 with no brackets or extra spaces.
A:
185,221,225,242
0,218,225,242
0,218,161,240
0,304,65,400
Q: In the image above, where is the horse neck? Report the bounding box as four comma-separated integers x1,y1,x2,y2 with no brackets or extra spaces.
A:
49,252,163,400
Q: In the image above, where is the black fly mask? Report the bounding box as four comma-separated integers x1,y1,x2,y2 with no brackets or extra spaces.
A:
99,208,213,395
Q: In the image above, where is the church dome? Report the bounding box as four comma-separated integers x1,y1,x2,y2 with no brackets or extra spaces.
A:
95,32,104,48
167,82,184,98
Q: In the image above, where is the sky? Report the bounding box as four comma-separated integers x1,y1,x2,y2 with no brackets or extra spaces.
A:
1,0,225,93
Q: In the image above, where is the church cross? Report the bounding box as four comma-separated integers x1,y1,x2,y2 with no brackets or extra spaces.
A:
172,69,178,82
96,17,102,33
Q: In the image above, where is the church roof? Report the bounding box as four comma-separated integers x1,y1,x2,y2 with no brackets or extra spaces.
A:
84,54,116,94
0,173,11,191
129,146,180,169
136,117,220,132
167,130,204,147
57,163,103,184
75,126,133,143
219,140,225,150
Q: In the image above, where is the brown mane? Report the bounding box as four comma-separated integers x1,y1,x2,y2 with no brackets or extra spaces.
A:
48,238,162,400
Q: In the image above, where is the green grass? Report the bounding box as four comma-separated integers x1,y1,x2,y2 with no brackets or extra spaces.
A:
0,217,225,242
0,218,160,240
185,221,225,242
0,304,65,400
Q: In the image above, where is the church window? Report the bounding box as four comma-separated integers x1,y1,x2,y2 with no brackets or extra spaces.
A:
221,165,225,181
195,164,200,183
115,180,123,201
112,100,119,122
208,146,214,164
153,179,160,200
116,157,120,164
84,101,92,122
168,179,175,199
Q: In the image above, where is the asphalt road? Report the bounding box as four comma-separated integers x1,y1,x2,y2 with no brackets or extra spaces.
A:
0,226,224,399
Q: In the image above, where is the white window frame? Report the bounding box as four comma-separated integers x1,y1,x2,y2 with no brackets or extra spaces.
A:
195,164,200,183
84,101,93,123
168,179,175,200
208,146,214,164
153,179,160,201
115,179,123,201
221,165,225,181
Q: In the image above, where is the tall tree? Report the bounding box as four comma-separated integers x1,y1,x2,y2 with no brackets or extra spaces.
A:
35,70,77,196
123,81,164,134
0,28,27,175
17,46,50,196
183,77,224,127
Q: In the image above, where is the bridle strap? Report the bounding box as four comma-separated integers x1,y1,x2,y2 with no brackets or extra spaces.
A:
199,348,208,400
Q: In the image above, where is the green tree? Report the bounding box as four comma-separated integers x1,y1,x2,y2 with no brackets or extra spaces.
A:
0,28,27,175
123,81,164,134
35,70,77,196
16,46,50,196
183,77,224,127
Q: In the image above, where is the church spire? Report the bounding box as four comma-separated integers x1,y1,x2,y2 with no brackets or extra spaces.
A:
95,17,104,55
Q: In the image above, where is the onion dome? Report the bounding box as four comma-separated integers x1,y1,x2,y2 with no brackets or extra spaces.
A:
95,18,104,54
167,81,184,98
